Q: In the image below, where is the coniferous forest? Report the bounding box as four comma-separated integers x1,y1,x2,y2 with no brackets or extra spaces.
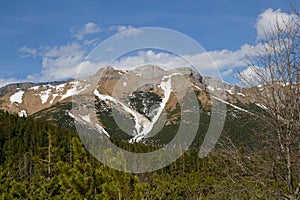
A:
0,110,295,199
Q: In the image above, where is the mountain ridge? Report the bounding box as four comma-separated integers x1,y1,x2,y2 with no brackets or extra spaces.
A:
0,65,263,144
0,65,255,118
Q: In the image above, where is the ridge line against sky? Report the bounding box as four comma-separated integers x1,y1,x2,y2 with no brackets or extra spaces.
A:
0,1,299,87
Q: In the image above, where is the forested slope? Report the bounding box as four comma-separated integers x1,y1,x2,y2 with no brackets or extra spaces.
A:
0,110,286,199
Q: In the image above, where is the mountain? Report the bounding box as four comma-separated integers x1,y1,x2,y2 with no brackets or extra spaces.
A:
0,65,265,146
0,79,89,117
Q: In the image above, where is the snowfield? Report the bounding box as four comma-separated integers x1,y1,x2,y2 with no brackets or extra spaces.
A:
18,110,27,117
39,89,52,104
36,81,90,104
10,90,25,104
60,81,89,101
29,86,40,91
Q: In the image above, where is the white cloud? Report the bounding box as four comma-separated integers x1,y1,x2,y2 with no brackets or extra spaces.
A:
255,8,297,40
18,10,289,85
110,25,143,39
14,44,261,85
237,65,272,86
39,43,85,80
26,42,110,81
11,7,300,87
83,37,101,46
221,69,233,77
105,46,114,52
0,77,18,88
105,45,257,77
71,22,101,40
17,37,261,83
19,46,37,58
43,43,83,58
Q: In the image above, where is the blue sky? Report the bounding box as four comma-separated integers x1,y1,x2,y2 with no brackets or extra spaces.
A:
0,0,299,86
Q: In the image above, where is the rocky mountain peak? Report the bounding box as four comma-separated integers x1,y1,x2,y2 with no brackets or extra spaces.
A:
0,65,253,120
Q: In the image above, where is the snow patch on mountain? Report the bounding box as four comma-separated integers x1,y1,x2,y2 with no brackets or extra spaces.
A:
60,81,89,101
212,96,249,113
69,111,110,138
39,89,52,104
50,94,59,104
226,89,234,95
68,112,79,122
80,114,91,123
18,110,27,117
10,90,25,104
30,86,40,91
55,83,66,92
95,124,110,138
192,84,203,91
207,85,215,91
255,103,268,110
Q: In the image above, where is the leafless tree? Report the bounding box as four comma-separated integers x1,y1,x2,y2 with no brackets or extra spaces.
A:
238,8,300,199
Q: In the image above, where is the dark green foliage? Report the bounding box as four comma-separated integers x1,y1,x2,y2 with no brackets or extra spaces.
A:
128,90,162,120
32,102,75,131
0,110,287,199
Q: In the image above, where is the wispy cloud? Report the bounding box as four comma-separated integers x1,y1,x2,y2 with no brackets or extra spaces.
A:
19,46,37,58
110,25,143,39
0,77,19,87
70,22,101,40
